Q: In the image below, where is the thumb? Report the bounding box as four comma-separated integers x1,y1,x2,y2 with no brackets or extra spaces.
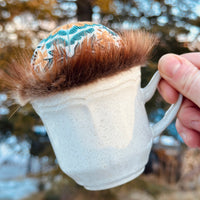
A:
158,53,200,108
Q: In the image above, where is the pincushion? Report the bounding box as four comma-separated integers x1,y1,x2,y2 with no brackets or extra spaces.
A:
0,21,157,106
31,22,122,73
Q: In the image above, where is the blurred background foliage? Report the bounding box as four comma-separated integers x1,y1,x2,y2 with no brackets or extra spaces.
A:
0,0,200,199
1,0,200,148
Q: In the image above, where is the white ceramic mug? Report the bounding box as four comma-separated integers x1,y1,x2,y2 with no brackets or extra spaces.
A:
31,66,182,190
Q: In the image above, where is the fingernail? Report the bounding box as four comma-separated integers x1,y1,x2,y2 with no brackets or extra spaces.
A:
181,132,188,142
159,54,181,77
181,132,199,148
191,120,200,130
181,132,194,147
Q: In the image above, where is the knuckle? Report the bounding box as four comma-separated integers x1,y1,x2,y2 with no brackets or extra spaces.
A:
181,69,200,97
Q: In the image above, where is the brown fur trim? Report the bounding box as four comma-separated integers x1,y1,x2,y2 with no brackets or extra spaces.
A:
0,30,158,106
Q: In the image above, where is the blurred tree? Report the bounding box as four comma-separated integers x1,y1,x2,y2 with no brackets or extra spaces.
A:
93,0,115,14
1,0,199,59
77,0,92,21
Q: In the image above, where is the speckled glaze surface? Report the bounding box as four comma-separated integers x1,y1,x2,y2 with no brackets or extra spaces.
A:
31,67,182,190
31,22,121,73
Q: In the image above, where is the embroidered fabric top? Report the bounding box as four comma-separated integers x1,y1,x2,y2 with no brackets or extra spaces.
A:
31,22,122,73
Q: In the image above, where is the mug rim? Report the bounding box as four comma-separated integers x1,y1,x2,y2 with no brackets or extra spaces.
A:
31,66,141,108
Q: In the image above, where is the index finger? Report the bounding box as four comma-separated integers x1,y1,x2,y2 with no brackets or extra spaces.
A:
158,54,200,108
181,52,200,69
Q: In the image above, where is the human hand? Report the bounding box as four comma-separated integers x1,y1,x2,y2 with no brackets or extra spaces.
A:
158,53,200,148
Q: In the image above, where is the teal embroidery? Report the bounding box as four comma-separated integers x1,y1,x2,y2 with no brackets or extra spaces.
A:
70,28,95,45
46,38,69,49
31,23,121,72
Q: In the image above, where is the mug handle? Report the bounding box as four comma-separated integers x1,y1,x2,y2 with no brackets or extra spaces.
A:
141,71,183,138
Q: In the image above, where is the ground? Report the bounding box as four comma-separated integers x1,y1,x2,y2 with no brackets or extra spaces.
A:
22,173,200,200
